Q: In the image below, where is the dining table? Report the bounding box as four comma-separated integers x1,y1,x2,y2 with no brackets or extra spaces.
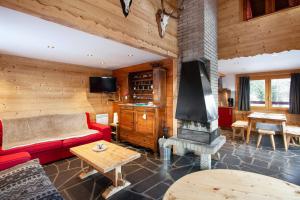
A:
246,112,287,151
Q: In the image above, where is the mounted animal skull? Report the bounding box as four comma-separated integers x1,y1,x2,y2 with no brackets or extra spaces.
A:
156,0,184,38
120,0,132,17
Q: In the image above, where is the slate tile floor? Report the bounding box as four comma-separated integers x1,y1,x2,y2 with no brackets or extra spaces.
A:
44,130,300,200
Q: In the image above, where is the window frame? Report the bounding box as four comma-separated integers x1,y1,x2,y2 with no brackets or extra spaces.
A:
269,75,291,110
242,0,300,21
248,74,291,111
249,77,267,109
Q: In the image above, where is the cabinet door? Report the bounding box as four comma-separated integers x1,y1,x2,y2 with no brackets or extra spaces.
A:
135,110,155,136
218,107,233,128
119,109,134,131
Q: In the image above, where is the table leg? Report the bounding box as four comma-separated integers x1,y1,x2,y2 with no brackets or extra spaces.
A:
246,119,252,144
282,121,288,151
200,154,211,170
79,161,97,179
102,166,131,199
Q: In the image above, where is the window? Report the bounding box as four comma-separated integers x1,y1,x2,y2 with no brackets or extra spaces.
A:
243,0,300,20
271,78,290,108
250,79,266,107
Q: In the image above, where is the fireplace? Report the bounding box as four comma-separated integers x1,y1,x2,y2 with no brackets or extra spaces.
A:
176,60,220,144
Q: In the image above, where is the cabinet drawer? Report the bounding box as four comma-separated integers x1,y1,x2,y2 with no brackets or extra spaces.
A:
120,105,134,110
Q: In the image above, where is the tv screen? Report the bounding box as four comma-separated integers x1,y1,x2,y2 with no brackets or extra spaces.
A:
89,77,117,93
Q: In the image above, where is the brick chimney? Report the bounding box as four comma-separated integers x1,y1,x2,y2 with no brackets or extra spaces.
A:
175,0,219,141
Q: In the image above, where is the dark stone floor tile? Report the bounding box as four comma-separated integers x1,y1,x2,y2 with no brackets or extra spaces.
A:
142,161,159,171
240,163,277,176
60,190,71,200
281,166,300,177
253,159,269,168
169,165,192,181
48,174,57,183
58,171,83,190
144,183,170,199
92,176,113,200
164,179,174,186
277,173,300,186
131,171,169,193
148,157,163,165
69,159,82,169
44,164,58,176
123,164,141,175
44,129,300,200
214,162,228,169
222,155,241,166
237,155,253,164
109,190,152,200
54,168,82,188
174,156,193,167
133,155,147,165
126,168,154,184
66,179,94,200
55,160,70,171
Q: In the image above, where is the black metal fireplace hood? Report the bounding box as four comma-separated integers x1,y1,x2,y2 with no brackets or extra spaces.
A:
175,60,218,123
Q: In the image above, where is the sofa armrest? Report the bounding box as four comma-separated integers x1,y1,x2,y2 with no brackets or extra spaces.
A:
89,123,112,142
0,152,31,171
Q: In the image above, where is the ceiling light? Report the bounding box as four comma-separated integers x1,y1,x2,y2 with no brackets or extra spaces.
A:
47,45,55,49
87,54,93,57
100,61,105,64
128,54,133,57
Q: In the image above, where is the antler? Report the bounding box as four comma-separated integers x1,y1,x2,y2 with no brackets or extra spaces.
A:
161,0,185,19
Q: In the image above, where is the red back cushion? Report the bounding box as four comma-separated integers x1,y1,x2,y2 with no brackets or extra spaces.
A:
85,112,91,128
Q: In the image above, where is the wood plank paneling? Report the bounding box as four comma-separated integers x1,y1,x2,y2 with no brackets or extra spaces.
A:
218,0,300,59
113,59,174,136
0,0,178,58
0,54,113,120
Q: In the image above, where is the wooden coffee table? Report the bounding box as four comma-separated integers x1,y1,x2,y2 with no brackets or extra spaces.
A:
70,140,140,199
163,169,300,200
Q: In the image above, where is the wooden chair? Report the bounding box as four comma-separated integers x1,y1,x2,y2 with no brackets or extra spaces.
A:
286,126,300,149
257,129,276,150
231,121,248,141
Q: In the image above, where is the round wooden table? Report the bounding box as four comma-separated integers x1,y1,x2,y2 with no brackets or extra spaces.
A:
163,169,300,200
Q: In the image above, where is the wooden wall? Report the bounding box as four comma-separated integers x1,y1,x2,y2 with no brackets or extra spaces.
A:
0,54,113,120
0,0,178,58
113,59,175,136
234,69,300,126
218,0,300,59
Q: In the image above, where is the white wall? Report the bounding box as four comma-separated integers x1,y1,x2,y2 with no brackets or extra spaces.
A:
222,74,235,91
222,74,236,104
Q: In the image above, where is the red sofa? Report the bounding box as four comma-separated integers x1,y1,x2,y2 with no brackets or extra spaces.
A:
0,112,111,169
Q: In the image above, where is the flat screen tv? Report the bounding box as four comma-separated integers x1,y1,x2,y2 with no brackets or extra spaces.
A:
89,77,117,93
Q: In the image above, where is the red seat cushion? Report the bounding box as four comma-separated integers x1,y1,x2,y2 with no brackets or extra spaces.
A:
62,132,103,148
0,140,63,155
0,152,31,171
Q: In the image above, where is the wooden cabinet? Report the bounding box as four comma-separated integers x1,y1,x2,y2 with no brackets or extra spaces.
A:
128,67,166,106
118,66,167,152
119,105,165,152
218,107,233,129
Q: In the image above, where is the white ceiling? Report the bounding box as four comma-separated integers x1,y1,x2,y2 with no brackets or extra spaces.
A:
0,6,164,69
218,50,300,75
